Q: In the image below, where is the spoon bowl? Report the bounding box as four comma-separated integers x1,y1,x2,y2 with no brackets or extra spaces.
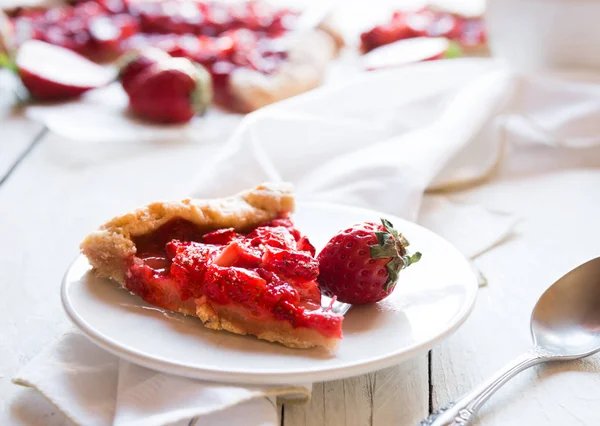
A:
531,257,600,359
421,256,600,426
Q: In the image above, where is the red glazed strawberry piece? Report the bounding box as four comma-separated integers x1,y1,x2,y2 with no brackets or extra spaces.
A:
270,299,302,324
263,217,301,240
118,46,171,93
14,39,114,100
262,246,319,281
248,225,297,249
258,267,320,309
126,257,182,311
299,309,343,337
118,215,342,345
318,218,421,304
296,237,316,256
213,241,261,268
127,56,212,123
169,241,220,300
202,227,238,245
204,264,268,308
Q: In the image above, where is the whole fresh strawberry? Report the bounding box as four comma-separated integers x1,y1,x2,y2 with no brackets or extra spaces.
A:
118,47,171,94
317,218,421,304
127,57,212,123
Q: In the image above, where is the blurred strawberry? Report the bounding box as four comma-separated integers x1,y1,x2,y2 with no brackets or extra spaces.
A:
127,56,212,123
362,37,461,70
117,46,171,93
9,40,114,100
88,14,140,60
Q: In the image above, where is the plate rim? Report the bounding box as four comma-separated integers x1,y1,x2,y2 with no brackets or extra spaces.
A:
62,201,478,384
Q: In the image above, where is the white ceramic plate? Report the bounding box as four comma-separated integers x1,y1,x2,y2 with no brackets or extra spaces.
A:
62,202,477,384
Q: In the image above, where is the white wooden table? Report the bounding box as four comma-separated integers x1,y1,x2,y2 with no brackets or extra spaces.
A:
2,76,600,426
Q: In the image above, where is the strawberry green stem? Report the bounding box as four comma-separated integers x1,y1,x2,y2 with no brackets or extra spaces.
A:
370,217,422,292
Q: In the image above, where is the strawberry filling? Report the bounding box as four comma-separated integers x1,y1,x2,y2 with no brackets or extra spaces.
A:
124,217,342,339
9,0,297,109
360,7,486,53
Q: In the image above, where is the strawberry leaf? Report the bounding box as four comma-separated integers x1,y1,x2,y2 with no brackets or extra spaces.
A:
402,252,422,268
384,258,402,292
380,218,396,235
443,41,463,59
381,217,398,240
371,243,397,259
374,231,387,246
0,51,16,72
398,233,410,247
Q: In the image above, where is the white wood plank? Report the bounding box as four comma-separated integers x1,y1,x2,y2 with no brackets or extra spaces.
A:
284,357,429,426
431,146,600,426
0,131,220,425
0,72,44,179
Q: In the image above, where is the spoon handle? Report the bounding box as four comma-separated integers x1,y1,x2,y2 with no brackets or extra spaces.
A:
418,349,546,426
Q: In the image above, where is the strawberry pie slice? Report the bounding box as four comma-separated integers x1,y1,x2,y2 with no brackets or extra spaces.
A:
81,183,343,349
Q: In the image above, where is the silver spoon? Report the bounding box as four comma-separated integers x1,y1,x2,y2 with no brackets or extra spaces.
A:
420,257,600,426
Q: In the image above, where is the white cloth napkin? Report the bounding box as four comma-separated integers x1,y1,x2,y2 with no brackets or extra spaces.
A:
14,331,310,426
15,57,600,426
188,59,519,236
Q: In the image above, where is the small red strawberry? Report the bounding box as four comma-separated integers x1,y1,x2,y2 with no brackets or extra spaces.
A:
127,56,212,123
118,46,171,94
317,218,421,304
9,40,114,100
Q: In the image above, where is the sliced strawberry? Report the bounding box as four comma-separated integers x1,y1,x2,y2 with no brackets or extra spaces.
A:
126,257,182,311
248,225,297,250
14,39,114,100
170,241,220,300
296,236,316,256
204,265,267,309
213,240,263,268
258,265,320,309
122,216,339,342
362,37,455,71
202,227,238,245
265,217,301,240
299,309,344,338
262,246,319,281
